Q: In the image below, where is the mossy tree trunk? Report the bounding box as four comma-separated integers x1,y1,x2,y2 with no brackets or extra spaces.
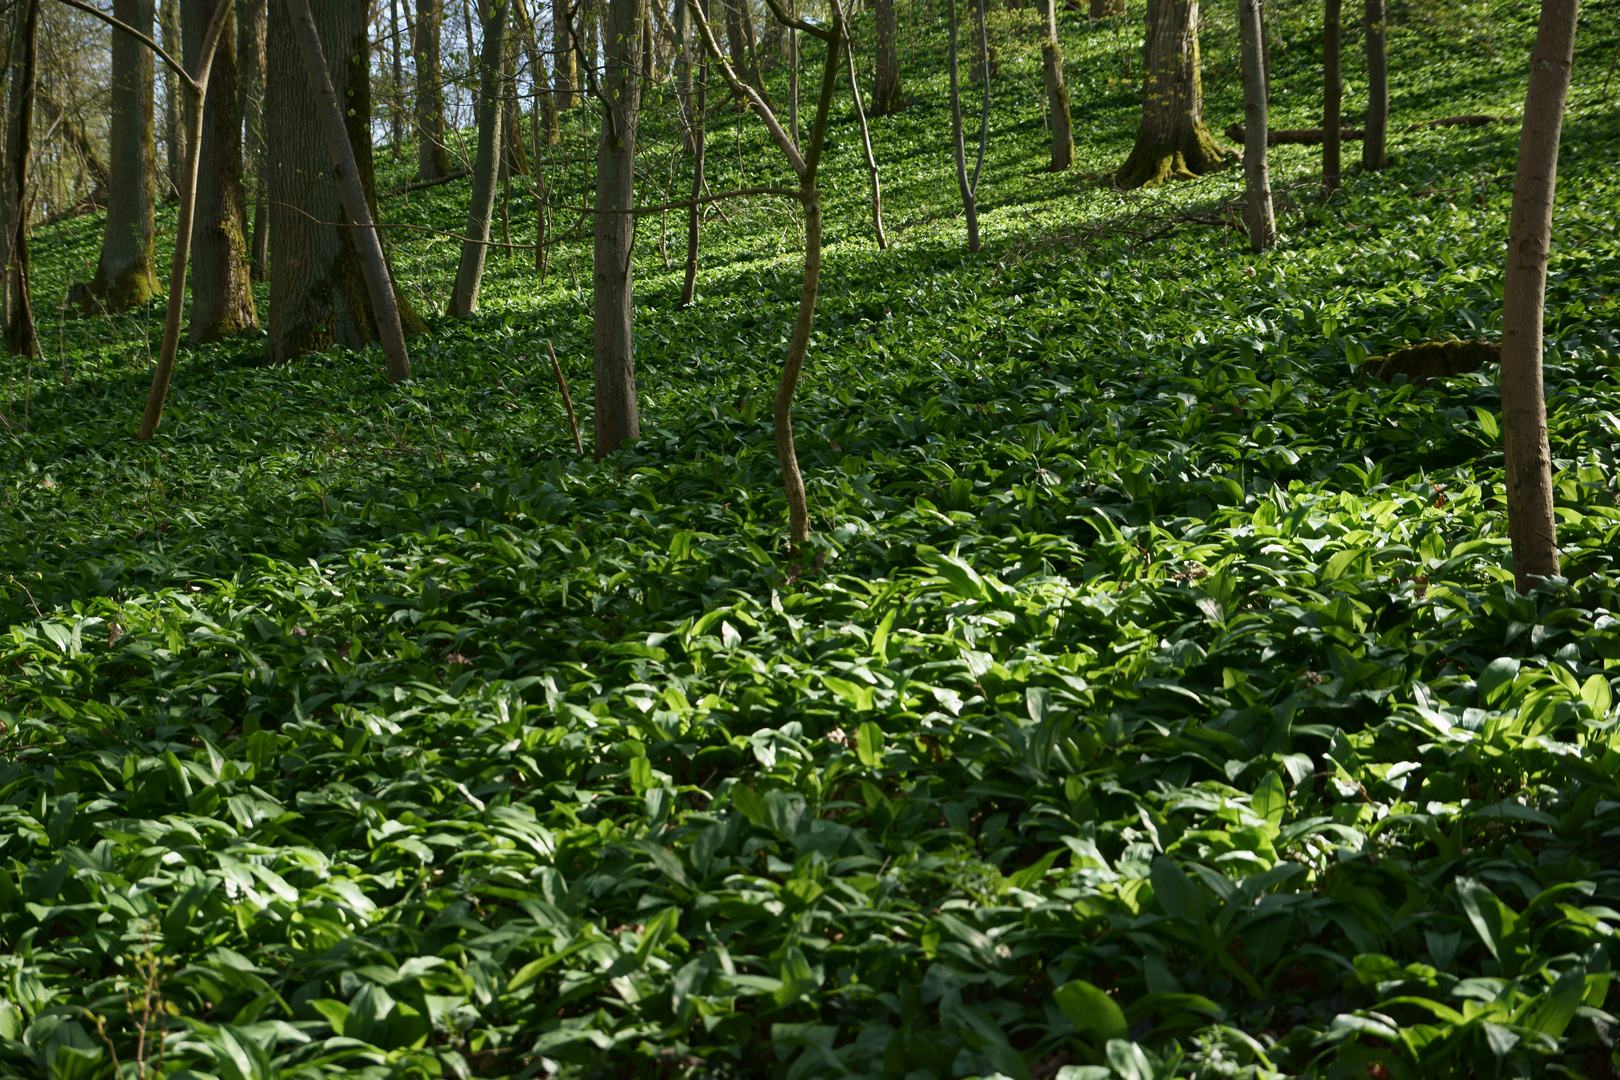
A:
185,0,257,342
871,0,902,115
1114,0,1228,188
1501,0,1578,590
414,0,451,179
266,0,423,366
90,0,159,310
1037,0,1071,170
450,0,506,317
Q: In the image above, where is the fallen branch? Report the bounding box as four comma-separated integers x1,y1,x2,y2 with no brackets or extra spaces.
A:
546,341,583,455
387,169,468,195
1225,114,1512,146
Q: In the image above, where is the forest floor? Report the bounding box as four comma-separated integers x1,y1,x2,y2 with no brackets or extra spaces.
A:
5,1,1620,1077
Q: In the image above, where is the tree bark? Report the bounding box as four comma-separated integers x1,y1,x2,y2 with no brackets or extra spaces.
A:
0,8,26,329
160,0,184,196
390,0,404,154
1037,0,1071,170
6,0,37,360
871,0,901,114
513,0,558,143
268,0,421,369
553,0,576,107
680,0,706,306
502,29,530,175
724,0,751,85
844,19,885,245
1114,0,1228,188
90,0,159,309
593,0,649,458
238,0,268,278
1362,0,1386,170
1238,0,1273,250
947,0,983,250
1501,0,1577,591
450,0,506,317
184,0,256,341
1323,0,1340,193
414,0,451,178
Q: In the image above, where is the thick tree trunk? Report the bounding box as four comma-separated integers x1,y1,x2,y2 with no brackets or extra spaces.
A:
1323,0,1340,193
1361,0,1386,170
239,0,269,279
1238,0,1273,250
1501,0,1577,591
871,0,901,114
267,0,422,367
1038,0,1071,170
90,0,159,309
450,0,506,317
553,0,576,107
414,0,451,179
161,0,184,196
6,0,37,360
593,0,648,458
185,0,257,341
1115,0,1227,188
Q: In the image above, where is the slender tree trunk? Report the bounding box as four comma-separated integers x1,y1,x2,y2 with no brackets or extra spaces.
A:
947,0,980,250
6,0,37,359
450,0,506,317
554,0,576,106
1323,0,1340,194
1501,0,1578,591
724,0,749,84
844,23,885,246
1362,0,1386,170
161,0,184,196
513,0,558,143
593,0,648,458
415,0,451,178
1115,0,1227,187
390,0,404,155
1037,0,1071,170
871,0,901,114
238,0,268,278
0,7,28,329
680,0,706,307
90,0,159,309
268,0,421,368
502,31,530,175
1238,0,1273,250
185,0,256,341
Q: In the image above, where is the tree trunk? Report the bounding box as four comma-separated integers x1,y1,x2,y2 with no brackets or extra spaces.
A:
1238,0,1273,250
513,0,558,143
1501,0,1577,591
37,93,110,202
871,0,901,114
450,0,506,317
161,0,184,196
414,0,451,178
947,0,986,250
185,0,257,341
502,31,529,175
724,0,749,85
593,0,648,458
680,0,706,306
845,18,885,246
0,10,30,330
1323,0,1340,194
390,0,403,155
1361,0,1386,170
1115,0,1227,188
6,0,37,359
1038,0,1071,169
553,0,576,107
267,0,422,367
89,0,159,310
238,0,268,278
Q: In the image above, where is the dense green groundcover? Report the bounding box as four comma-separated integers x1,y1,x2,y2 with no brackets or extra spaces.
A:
4,1,1620,1077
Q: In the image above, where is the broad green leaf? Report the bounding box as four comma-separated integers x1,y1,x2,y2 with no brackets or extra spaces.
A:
1054,979,1128,1040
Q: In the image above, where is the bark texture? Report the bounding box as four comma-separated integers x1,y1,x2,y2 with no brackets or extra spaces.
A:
239,0,269,278
1114,0,1228,188
90,0,159,310
414,0,452,179
680,0,706,306
553,0,576,107
0,10,28,329
267,0,423,366
1238,0,1273,250
1362,0,1387,170
871,0,902,114
1323,0,1341,193
450,0,506,317
1037,0,1071,170
185,0,257,341
6,0,36,359
1501,0,1578,590
593,0,649,458
161,0,184,194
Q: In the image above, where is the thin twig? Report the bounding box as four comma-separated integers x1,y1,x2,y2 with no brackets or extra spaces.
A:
546,341,583,455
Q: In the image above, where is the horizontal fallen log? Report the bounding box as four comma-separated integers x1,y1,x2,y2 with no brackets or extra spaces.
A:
1225,114,1513,147
387,169,469,195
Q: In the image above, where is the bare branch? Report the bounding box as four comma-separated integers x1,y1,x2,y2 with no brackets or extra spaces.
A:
54,0,198,93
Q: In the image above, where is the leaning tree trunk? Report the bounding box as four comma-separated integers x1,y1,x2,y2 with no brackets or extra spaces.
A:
1362,0,1387,170
449,0,506,317
1501,0,1578,591
1238,0,1273,250
871,0,901,114
1323,0,1341,193
239,0,269,279
89,0,159,310
1037,0,1072,170
1115,0,1228,188
267,0,422,367
553,0,576,107
414,0,451,179
5,0,37,360
185,0,257,341
594,0,649,458
160,0,184,196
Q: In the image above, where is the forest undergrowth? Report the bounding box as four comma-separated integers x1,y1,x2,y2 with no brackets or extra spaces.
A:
4,1,1620,1077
